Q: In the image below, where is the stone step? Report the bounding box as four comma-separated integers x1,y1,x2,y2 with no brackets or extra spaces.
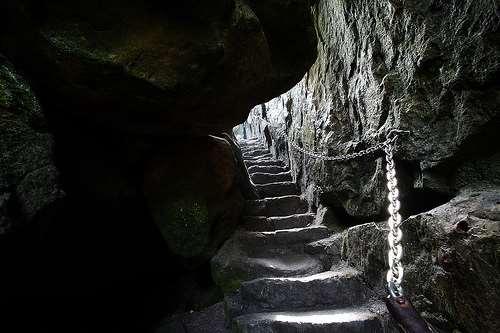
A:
239,226,332,249
243,213,314,231
305,233,345,268
237,267,369,315
239,139,260,145
232,305,387,332
212,250,324,293
245,159,285,168
256,181,298,197
248,164,289,174
251,171,292,184
243,149,270,158
244,195,308,216
244,153,274,161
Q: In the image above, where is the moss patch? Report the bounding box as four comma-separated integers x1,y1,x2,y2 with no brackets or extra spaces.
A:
156,196,210,258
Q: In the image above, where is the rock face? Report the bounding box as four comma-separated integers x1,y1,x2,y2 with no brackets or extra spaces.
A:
234,1,500,331
0,54,66,332
0,0,317,135
244,0,500,219
341,190,500,332
144,135,244,260
1,0,319,330
0,54,64,236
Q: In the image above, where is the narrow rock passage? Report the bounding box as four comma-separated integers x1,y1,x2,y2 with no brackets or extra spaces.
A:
212,138,393,332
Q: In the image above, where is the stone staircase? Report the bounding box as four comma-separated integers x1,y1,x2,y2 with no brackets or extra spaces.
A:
212,138,393,332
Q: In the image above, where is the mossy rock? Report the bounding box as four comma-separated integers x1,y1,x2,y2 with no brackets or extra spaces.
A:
154,195,210,258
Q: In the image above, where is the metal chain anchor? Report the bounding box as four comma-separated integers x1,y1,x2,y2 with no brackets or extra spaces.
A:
383,133,404,298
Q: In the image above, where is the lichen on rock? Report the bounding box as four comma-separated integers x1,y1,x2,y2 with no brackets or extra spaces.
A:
157,196,210,258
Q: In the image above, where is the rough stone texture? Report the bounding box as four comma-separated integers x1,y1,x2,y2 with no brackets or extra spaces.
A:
154,302,230,333
144,135,244,260
244,0,500,219
232,304,390,333
0,0,317,135
0,1,319,331
341,189,500,332
237,268,370,314
0,54,64,234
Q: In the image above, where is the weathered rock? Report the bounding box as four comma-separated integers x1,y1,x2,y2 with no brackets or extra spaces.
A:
248,164,288,174
243,213,314,232
250,171,293,184
244,195,309,216
223,133,259,200
232,303,391,333
341,189,500,332
242,0,500,218
154,302,230,333
0,0,317,135
144,135,244,260
245,159,285,168
237,267,370,314
0,54,64,234
305,233,345,269
211,230,324,293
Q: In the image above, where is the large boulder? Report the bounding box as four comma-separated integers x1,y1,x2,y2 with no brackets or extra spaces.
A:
341,189,500,332
244,0,500,218
0,54,65,332
0,0,317,135
0,54,64,235
144,135,244,261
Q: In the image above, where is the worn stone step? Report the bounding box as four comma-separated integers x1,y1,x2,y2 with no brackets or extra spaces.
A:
256,181,298,197
251,171,292,184
305,233,345,268
245,159,285,168
239,226,332,250
237,267,369,315
248,164,289,174
243,149,270,158
232,305,387,333
239,139,260,145
212,248,324,293
241,148,266,155
244,195,308,216
243,213,315,231
244,153,274,161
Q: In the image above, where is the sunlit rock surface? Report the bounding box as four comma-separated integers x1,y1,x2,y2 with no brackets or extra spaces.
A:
245,0,500,219
234,1,500,331
341,189,500,332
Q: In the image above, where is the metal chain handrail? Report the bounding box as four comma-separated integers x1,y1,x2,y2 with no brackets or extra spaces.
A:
256,116,407,298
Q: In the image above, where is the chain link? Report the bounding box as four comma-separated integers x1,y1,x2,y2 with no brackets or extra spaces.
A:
257,117,407,297
383,141,404,298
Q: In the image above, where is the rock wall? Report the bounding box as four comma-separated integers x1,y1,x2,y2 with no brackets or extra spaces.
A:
0,0,316,136
341,190,500,332
249,0,500,219
239,0,500,331
0,1,318,331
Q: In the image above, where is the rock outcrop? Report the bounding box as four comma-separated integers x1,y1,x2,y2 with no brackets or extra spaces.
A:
235,0,500,331
340,189,500,332
0,0,317,135
0,54,65,332
245,0,500,219
144,135,244,261
0,54,64,235
0,1,319,331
